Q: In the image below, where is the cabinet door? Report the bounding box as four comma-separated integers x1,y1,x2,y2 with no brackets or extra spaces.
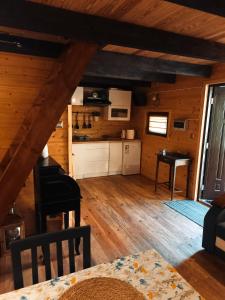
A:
109,89,131,106
84,143,109,178
71,86,83,105
72,143,109,179
109,142,123,175
72,144,86,179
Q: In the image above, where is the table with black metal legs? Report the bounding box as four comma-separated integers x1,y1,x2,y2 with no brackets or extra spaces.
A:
155,152,192,200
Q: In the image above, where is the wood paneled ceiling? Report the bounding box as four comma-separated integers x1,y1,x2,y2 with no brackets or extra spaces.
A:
31,0,225,65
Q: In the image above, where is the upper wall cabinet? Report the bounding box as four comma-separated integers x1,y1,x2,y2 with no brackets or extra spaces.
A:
71,86,84,105
107,89,132,121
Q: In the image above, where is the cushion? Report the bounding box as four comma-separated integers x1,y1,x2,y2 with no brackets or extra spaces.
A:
213,193,225,208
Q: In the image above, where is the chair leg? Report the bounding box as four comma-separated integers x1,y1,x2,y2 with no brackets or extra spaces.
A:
75,208,81,255
64,212,69,229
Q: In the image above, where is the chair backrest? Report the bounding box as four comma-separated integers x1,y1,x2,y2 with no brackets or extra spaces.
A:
10,225,91,289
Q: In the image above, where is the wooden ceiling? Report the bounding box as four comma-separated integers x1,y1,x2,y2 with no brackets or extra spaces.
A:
0,0,224,82
31,0,225,65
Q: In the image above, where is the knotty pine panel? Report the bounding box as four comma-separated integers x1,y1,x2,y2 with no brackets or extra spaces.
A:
32,0,225,64
48,109,69,171
71,105,133,139
131,63,225,199
0,52,65,234
32,0,225,43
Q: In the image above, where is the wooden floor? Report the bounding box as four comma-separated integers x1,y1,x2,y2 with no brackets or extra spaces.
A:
1,175,225,299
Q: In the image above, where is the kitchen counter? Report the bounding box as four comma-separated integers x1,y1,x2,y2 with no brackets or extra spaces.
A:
72,138,140,144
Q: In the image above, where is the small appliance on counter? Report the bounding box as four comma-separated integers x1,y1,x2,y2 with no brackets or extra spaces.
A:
126,129,135,140
121,129,136,140
121,130,126,139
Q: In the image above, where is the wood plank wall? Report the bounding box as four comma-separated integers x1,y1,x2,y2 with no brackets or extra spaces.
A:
71,105,133,139
131,63,225,198
0,52,66,235
0,52,132,234
2,50,225,233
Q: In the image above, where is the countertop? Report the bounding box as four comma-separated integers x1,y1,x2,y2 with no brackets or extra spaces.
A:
72,138,140,144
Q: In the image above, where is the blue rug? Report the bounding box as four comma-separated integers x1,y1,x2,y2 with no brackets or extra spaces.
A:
164,200,209,226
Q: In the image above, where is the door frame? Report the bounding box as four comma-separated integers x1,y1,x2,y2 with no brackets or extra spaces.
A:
196,83,225,200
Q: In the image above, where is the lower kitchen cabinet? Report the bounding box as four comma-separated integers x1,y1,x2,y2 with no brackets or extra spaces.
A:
72,140,141,179
108,142,123,175
72,142,109,179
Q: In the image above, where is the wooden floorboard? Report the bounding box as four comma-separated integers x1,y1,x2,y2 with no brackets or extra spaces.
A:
0,175,225,299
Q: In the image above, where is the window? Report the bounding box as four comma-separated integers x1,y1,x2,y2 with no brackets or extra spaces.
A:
146,112,169,137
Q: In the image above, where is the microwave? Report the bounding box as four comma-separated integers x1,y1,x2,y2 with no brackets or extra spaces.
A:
107,106,131,121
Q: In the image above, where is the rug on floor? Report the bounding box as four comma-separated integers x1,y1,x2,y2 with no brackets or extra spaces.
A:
164,200,209,226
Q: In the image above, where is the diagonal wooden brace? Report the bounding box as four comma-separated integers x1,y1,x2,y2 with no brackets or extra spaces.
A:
0,41,98,223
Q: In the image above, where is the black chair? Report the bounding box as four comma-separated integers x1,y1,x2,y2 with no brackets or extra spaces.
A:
10,226,91,290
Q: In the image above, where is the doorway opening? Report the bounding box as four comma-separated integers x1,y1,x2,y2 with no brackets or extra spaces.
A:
198,84,225,204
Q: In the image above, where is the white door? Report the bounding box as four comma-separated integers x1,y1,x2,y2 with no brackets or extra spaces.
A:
122,141,141,175
109,142,123,175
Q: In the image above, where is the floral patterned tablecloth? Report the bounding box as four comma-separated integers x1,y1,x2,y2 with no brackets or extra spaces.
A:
0,249,203,300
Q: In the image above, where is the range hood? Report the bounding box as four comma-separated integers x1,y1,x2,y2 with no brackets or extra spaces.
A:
83,89,111,107
83,98,111,107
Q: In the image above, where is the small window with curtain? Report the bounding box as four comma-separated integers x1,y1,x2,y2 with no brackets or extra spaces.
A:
146,112,169,137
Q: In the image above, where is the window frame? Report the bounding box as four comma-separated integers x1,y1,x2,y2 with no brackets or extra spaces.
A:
146,112,169,137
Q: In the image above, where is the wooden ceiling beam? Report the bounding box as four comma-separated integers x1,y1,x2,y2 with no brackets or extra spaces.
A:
165,1,225,18
85,61,176,83
0,41,98,223
0,34,211,78
0,33,64,57
91,51,212,78
1,1,225,61
81,76,151,89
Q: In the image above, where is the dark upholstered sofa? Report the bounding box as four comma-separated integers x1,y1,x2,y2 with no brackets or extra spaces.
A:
202,204,225,258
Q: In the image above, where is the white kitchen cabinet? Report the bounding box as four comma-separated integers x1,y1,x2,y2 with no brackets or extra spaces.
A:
107,89,132,121
72,140,141,179
109,89,131,106
71,86,84,105
72,143,109,179
108,142,123,175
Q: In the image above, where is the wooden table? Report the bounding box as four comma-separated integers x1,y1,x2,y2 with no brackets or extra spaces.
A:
0,249,201,300
155,152,192,200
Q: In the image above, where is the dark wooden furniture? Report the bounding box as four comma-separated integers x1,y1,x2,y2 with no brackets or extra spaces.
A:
0,212,25,257
203,204,225,260
33,156,81,253
155,152,192,200
10,226,91,289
